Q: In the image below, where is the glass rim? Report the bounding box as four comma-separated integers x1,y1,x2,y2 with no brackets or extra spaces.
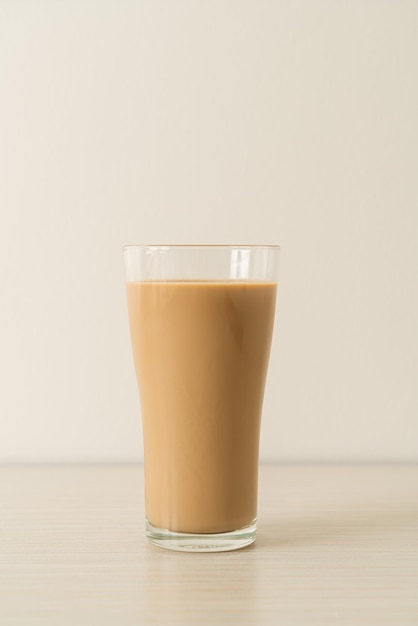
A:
123,244,280,251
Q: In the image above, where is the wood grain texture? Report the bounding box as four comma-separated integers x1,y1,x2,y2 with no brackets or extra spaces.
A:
0,464,417,625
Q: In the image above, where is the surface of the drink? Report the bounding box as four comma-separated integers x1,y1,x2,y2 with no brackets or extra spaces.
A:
126,280,277,534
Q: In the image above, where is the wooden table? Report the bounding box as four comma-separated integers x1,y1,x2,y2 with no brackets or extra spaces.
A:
1,464,417,625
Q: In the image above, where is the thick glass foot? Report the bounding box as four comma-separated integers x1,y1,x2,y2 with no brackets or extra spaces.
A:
146,519,257,552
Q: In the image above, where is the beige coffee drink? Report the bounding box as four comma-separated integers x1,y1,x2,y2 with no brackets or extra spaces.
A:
126,280,277,535
124,245,279,551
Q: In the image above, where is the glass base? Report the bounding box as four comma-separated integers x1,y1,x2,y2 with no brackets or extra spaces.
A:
146,519,257,552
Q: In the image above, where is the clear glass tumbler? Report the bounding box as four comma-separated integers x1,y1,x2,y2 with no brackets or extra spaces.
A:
124,245,279,551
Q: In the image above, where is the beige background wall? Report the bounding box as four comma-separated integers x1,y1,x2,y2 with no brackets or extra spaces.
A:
1,0,417,462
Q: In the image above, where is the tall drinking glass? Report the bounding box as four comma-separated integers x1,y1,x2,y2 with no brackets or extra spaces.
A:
124,245,279,551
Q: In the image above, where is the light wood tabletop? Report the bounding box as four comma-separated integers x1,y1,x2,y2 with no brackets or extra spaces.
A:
0,464,417,625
